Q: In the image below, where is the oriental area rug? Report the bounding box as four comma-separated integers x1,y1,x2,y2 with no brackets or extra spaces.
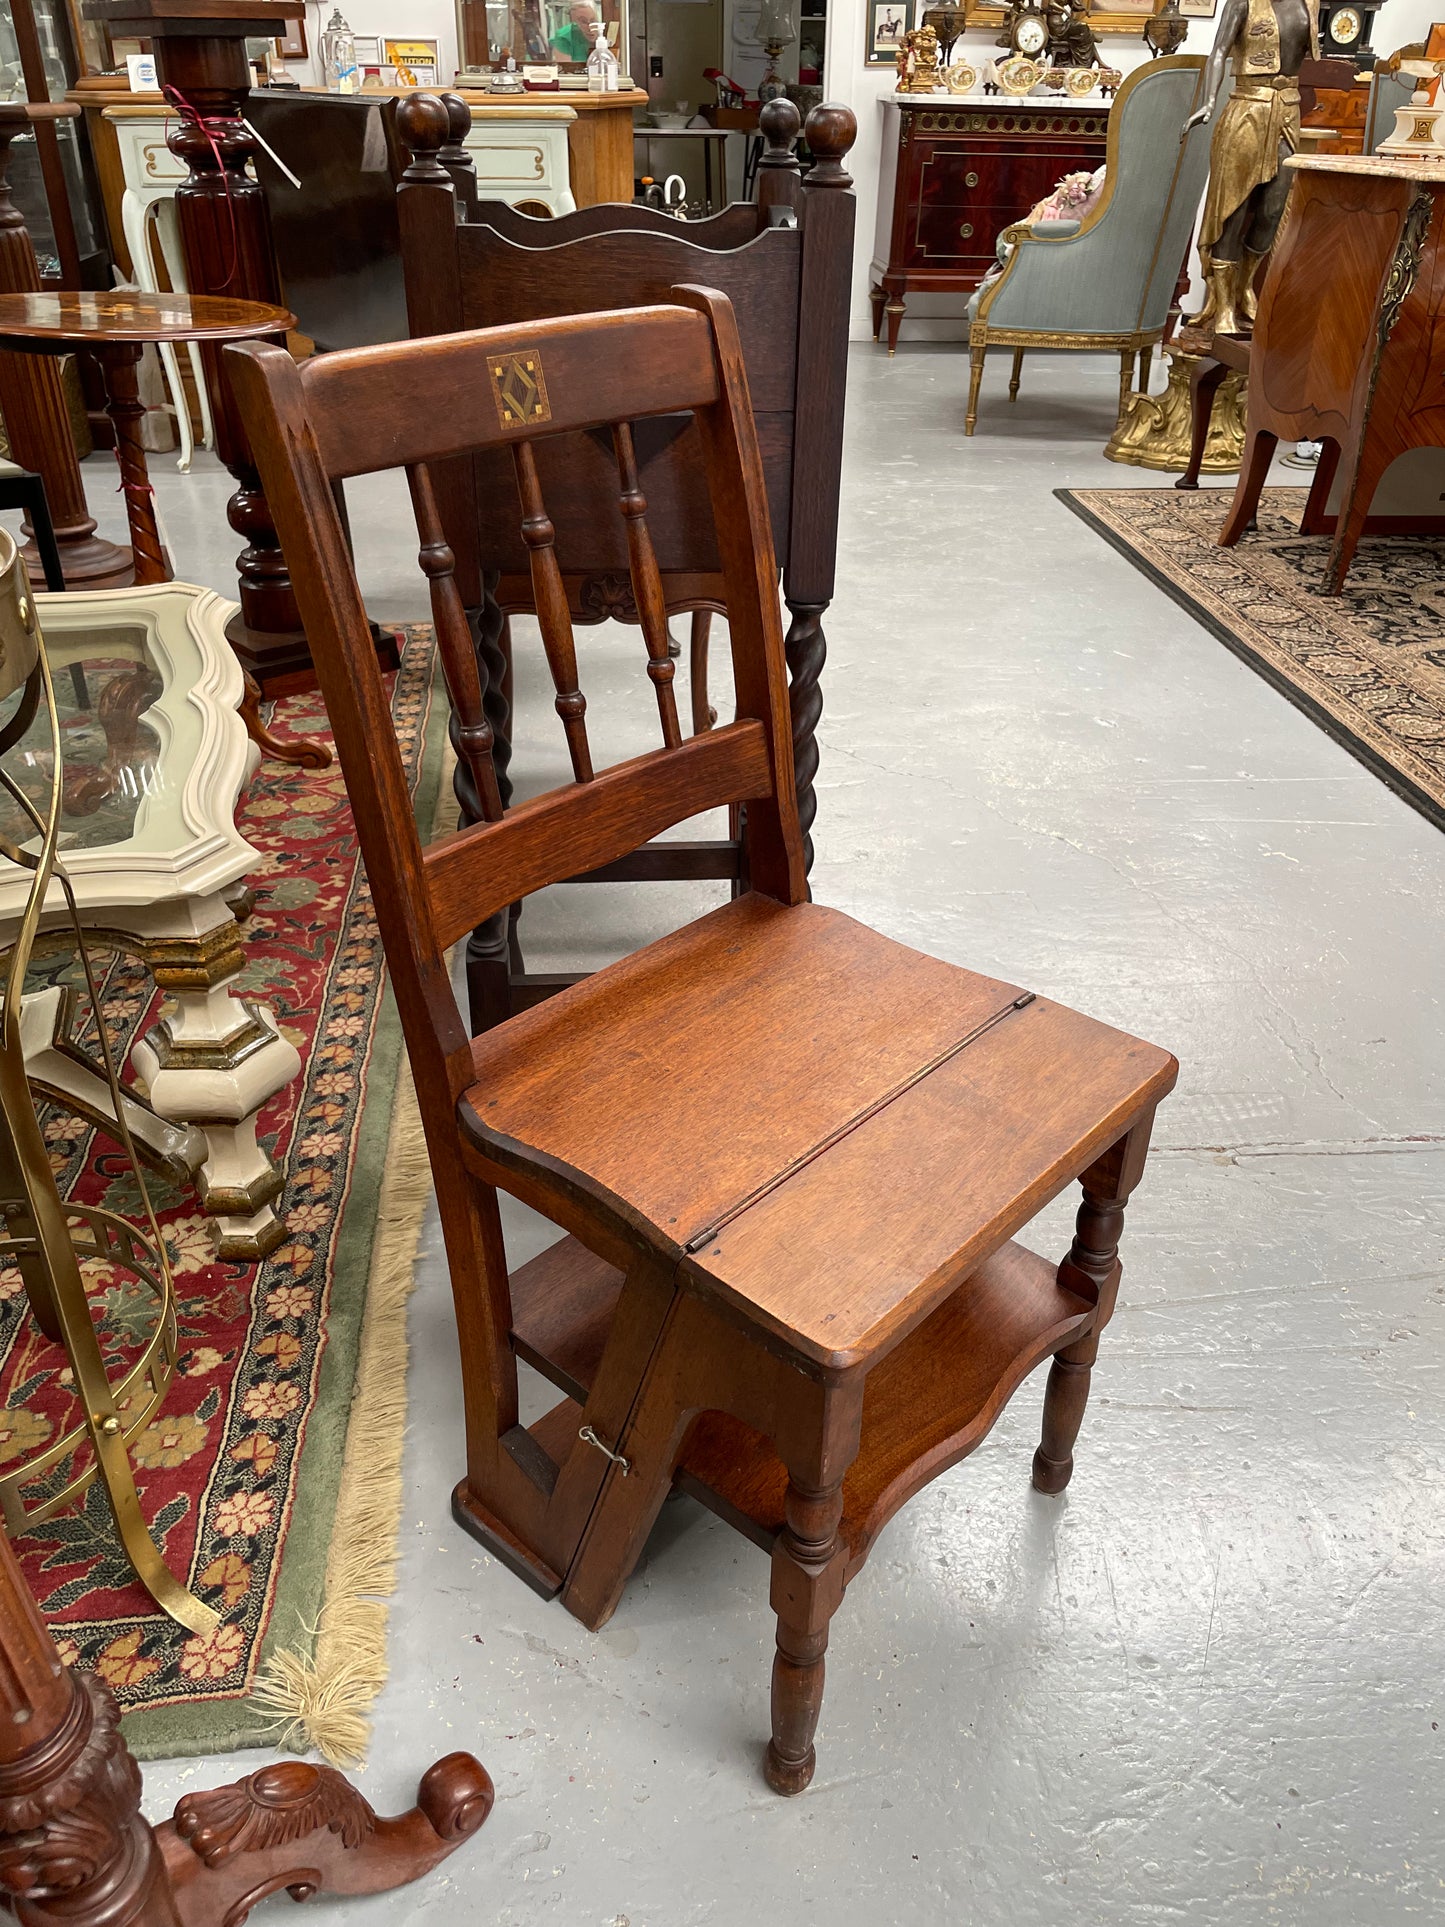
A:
1057,485,1445,832
0,628,446,1764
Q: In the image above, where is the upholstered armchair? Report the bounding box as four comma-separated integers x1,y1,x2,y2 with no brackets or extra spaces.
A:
965,55,1211,435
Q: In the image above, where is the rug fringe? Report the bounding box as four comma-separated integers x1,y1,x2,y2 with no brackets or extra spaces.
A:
252,1063,432,1766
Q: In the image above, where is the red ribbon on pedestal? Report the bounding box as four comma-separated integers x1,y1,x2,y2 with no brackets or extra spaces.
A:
161,82,242,293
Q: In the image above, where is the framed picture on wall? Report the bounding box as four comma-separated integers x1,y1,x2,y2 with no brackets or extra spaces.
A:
278,17,308,55
384,36,443,85
964,0,1179,30
1179,0,1219,14
866,0,913,64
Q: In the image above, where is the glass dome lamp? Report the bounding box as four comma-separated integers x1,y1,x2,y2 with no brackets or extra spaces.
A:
756,0,796,103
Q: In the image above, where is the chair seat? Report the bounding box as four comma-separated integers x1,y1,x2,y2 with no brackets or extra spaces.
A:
462,893,1176,1372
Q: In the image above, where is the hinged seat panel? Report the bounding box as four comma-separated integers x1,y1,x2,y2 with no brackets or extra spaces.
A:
462,892,1177,1368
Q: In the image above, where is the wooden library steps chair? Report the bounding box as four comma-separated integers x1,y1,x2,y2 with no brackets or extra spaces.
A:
228,291,1177,1796
395,91,855,1032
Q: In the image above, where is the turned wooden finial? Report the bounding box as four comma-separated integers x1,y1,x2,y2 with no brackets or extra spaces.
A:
440,90,473,154
802,104,858,189
397,92,453,185
758,96,802,169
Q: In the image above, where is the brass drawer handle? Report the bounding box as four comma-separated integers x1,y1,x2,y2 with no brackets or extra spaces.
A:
965,170,979,187
960,221,974,238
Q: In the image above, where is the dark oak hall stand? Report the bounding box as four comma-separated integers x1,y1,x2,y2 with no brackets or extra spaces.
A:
396,93,856,1033
230,289,1178,1795
0,1520,491,1923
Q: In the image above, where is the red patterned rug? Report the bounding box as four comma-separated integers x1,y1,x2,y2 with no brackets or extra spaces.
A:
0,628,445,1761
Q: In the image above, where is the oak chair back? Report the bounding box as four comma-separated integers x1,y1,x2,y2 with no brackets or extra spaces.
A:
397,94,853,635
225,292,806,1118
396,93,855,864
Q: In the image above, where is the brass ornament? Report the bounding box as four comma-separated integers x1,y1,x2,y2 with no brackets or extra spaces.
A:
0,528,215,1636
1105,349,1248,473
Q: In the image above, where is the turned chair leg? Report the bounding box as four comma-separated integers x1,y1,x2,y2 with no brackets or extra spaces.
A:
966,344,987,435
689,608,715,735
1033,1115,1154,1495
765,1475,847,1796
1118,348,1137,422
1008,347,1025,402
1138,344,1153,396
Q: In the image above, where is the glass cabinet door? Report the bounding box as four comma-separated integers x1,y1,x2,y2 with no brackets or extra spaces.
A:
0,0,105,281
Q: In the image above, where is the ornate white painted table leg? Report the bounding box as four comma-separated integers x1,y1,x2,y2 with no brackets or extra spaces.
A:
152,198,216,454
128,896,300,1262
18,984,205,1181
119,187,197,474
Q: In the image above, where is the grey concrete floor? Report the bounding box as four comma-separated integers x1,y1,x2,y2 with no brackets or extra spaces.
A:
26,346,1445,1923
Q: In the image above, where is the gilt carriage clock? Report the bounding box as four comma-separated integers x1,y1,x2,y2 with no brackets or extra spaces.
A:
1317,0,1385,58
1000,0,1049,58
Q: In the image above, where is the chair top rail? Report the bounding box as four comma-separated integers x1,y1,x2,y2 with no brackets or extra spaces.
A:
300,303,720,481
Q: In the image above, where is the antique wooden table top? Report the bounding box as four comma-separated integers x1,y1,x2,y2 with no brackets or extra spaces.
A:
0,290,294,348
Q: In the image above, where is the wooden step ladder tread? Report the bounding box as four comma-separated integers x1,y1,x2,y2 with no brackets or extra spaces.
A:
677,1240,1091,1571
510,1236,625,1402
509,1234,1091,1574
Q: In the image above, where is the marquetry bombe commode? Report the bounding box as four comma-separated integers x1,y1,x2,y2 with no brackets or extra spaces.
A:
871,95,1111,353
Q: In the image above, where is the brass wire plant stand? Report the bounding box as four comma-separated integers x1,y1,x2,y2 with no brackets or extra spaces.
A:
0,526,215,1636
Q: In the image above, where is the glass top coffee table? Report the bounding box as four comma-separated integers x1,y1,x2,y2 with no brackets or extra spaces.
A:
0,579,302,1261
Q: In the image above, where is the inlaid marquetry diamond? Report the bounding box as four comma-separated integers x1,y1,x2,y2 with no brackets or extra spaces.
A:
489,351,551,428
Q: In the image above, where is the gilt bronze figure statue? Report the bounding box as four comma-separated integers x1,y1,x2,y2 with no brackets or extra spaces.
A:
1047,0,1099,69
1183,0,1318,335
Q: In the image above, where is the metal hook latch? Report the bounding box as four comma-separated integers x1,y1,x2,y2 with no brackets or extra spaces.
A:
579,1425,631,1475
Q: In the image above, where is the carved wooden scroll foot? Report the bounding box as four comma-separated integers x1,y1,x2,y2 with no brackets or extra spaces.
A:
156,1755,494,1926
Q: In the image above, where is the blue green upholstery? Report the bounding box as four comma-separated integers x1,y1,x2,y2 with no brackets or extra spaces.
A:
974,57,1211,339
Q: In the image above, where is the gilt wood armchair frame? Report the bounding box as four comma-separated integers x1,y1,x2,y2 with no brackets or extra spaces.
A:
966,56,1210,435
395,93,856,1033
228,291,1176,1794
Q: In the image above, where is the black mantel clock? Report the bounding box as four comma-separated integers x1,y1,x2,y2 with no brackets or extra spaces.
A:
1317,0,1386,59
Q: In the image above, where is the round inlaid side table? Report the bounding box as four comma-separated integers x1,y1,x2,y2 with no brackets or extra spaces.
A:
0,290,295,589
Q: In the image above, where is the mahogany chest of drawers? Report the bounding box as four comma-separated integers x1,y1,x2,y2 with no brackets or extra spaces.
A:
870,95,1111,352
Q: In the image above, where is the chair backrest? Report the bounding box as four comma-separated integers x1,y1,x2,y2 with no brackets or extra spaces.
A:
395,93,857,626
979,55,1211,337
225,292,807,1118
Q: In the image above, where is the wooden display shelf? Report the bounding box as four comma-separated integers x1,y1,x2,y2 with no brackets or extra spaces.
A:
509,1233,1092,1575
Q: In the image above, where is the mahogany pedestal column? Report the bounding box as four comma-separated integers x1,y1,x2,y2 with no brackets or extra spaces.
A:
0,104,130,591
85,0,318,693
0,1522,494,1924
